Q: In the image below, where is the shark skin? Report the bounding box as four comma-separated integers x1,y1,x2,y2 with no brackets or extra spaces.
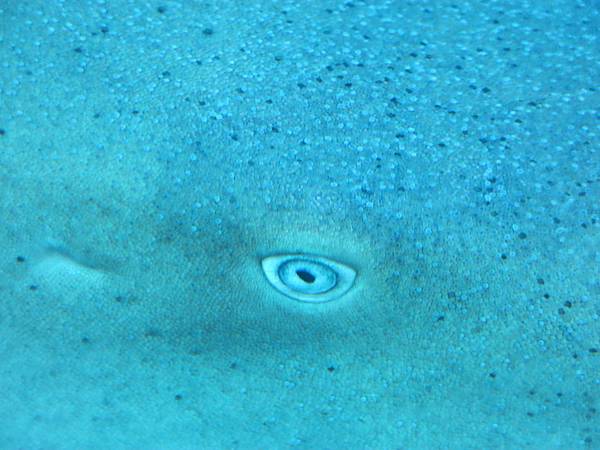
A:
0,1,598,448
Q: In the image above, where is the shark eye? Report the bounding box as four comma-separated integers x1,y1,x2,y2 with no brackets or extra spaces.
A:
261,254,356,303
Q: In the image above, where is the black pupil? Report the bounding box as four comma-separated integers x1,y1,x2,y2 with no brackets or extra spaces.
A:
296,269,316,283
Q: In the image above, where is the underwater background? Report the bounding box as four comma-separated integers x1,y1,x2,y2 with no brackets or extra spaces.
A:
0,0,598,448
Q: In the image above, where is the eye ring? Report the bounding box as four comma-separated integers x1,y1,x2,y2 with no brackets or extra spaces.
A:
261,254,356,303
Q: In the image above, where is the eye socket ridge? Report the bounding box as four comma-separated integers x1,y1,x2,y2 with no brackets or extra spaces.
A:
261,254,356,303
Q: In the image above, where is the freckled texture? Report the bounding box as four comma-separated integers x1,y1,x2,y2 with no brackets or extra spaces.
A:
0,0,598,448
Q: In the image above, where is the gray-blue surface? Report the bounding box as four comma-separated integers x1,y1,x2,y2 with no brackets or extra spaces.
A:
0,0,598,448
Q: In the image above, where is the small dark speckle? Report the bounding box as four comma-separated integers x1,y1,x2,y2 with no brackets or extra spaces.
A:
447,291,456,299
436,315,445,322
29,285,38,291
0,129,5,136
537,278,544,285
518,232,527,239
144,328,162,338
501,253,507,260
489,372,496,378
202,28,214,36
16,256,25,263
558,308,565,315
526,412,534,417
590,348,598,354
564,300,572,308
74,47,83,53
327,366,335,372
100,26,109,34
81,337,91,344
175,394,182,400
543,293,550,299
157,6,166,13
230,362,237,369
482,87,491,94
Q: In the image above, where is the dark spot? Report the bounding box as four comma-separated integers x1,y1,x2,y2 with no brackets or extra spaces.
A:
81,337,90,344
16,256,25,263
537,278,544,285
100,26,109,34
157,6,166,13
501,253,507,260
518,232,527,239
590,348,598,354
482,87,491,94
29,285,38,291
144,328,162,338
543,293,550,299
74,47,83,53
564,300,572,308
327,366,335,372
202,28,214,36
558,308,565,315
436,315,445,321
489,372,496,378
230,362,237,369
175,394,182,400
296,269,315,283
447,291,456,299
526,412,534,417
0,129,5,136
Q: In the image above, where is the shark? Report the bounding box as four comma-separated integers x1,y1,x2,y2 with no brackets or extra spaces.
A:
0,0,598,448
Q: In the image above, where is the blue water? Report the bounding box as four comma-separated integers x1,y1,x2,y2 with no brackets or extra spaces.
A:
0,0,598,448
